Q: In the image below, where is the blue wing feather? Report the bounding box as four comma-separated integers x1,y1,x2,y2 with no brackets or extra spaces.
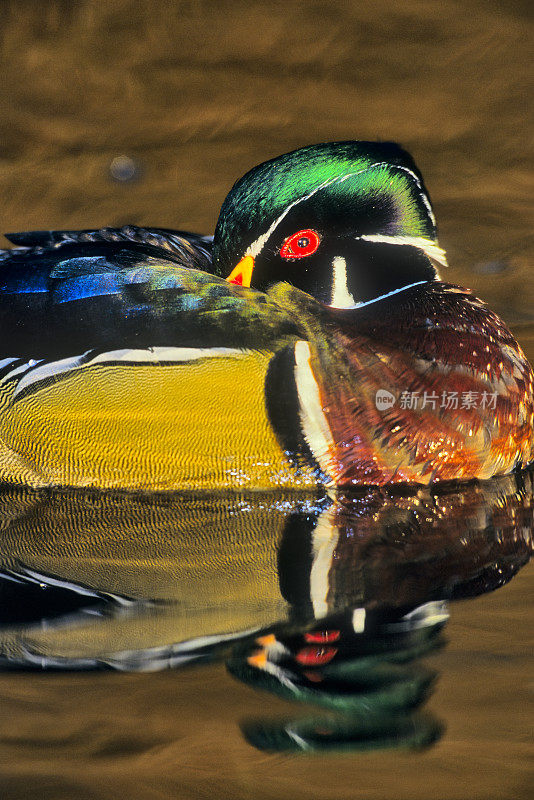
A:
0,225,297,363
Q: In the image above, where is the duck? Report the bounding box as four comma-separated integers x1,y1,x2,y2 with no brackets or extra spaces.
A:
0,140,532,491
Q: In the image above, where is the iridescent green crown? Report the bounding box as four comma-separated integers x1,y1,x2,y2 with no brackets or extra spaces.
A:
213,140,438,276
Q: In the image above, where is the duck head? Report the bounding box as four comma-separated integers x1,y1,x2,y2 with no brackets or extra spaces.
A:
213,141,534,486
213,141,448,306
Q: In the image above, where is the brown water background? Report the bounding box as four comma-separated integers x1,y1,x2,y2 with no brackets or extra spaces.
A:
0,1,532,798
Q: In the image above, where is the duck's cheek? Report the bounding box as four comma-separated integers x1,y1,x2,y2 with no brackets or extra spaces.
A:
277,254,328,297
251,257,311,294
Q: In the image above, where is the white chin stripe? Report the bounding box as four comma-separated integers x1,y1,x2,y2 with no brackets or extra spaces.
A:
330,256,356,309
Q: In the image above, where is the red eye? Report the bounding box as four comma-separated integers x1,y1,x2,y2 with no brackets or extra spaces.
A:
280,229,320,259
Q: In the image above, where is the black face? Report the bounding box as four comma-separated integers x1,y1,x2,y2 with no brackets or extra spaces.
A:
249,196,438,306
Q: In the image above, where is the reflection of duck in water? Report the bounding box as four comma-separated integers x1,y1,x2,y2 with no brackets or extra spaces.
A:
1,475,532,750
0,142,533,489
229,472,533,752
0,476,531,751
0,471,531,665
228,602,447,753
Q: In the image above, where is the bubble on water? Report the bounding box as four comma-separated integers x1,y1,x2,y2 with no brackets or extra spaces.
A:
109,155,140,183
472,260,508,274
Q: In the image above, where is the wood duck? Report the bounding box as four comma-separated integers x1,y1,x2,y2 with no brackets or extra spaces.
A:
0,141,532,490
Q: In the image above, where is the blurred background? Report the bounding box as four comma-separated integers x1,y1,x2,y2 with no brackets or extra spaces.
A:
0,0,532,352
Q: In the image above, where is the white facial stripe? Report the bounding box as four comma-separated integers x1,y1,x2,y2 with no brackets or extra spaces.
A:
358,234,448,271
382,164,436,226
309,505,339,618
247,175,339,259
294,340,335,483
244,163,436,261
331,256,356,308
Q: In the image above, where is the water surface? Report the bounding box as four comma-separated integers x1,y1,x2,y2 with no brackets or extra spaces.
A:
0,476,531,798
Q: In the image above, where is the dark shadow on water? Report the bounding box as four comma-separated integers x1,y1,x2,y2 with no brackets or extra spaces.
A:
0,470,531,753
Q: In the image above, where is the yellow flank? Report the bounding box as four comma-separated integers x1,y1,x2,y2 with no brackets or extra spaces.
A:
0,489,293,655
0,350,318,491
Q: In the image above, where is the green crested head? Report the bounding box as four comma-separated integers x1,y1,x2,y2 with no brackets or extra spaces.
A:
213,141,446,307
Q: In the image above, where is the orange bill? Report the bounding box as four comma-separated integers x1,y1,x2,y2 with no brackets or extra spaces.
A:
226,254,255,286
